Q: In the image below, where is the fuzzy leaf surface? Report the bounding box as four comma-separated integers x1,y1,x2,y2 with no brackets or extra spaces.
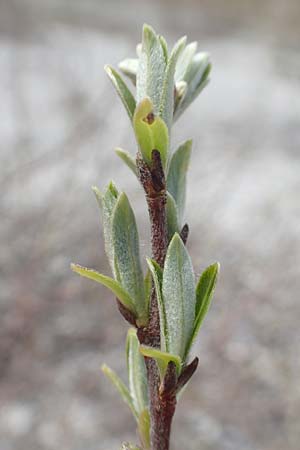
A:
112,193,147,324
136,24,166,113
92,182,119,275
115,148,137,177
162,233,196,359
159,36,186,131
101,364,137,419
126,329,148,415
185,262,219,357
166,192,179,241
71,264,136,315
167,140,192,224
105,65,136,120
146,259,167,351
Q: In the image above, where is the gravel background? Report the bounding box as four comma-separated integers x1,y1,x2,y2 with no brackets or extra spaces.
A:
0,1,300,449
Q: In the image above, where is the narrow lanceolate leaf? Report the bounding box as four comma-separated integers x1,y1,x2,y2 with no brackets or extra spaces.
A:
92,182,119,275
133,97,169,168
162,233,196,360
167,140,192,225
101,364,137,419
136,24,166,112
174,41,197,82
105,65,136,120
185,262,219,358
159,35,168,64
146,258,167,351
115,148,138,177
71,264,137,315
166,192,179,241
126,329,148,415
118,58,138,85
138,409,150,450
112,193,147,324
174,53,211,120
159,36,186,131
140,345,182,379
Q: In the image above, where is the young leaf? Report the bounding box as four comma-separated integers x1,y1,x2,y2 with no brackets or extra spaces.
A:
159,36,186,131
101,364,137,419
136,24,166,113
119,58,138,85
185,262,219,358
71,264,137,315
133,97,169,168
140,345,182,379
175,41,197,82
174,53,211,120
146,258,167,352
115,148,138,177
166,192,179,241
159,35,168,63
112,193,147,324
105,65,136,120
126,329,148,415
167,140,192,224
138,409,150,450
92,182,119,275
162,233,196,360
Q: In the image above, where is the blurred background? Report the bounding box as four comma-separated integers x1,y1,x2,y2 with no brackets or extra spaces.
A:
0,0,300,449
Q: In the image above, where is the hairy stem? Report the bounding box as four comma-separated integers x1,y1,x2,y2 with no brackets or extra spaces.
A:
137,150,177,450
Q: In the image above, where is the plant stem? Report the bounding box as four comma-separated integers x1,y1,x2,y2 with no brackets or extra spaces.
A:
137,150,177,450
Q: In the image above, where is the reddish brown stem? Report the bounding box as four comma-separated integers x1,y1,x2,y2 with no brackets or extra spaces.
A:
136,150,177,450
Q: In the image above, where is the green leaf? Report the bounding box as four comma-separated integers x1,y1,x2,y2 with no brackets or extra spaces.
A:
92,182,119,275
166,192,179,241
136,24,166,113
121,443,141,450
133,97,169,168
144,269,152,316
174,53,211,120
162,233,196,360
140,345,182,379
115,148,137,177
126,329,148,415
175,41,197,82
185,263,219,358
146,259,167,351
112,193,147,325
159,36,186,131
118,58,138,85
167,140,192,224
138,409,150,450
101,364,137,419
159,35,168,63
174,80,187,112
71,264,137,315
105,65,136,120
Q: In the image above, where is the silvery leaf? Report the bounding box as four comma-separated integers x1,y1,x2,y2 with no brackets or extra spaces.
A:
159,36,186,131
185,262,219,358
162,233,196,360
126,329,148,415
136,24,166,113
119,58,139,85
166,192,179,241
167,140,192,225
101,364,137,419
105,65,136,120
115,147,138,177
174,41,197,82
112,193,147,325
71,264,136,315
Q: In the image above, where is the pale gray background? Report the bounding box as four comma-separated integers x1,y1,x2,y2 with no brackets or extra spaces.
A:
0,0,300,449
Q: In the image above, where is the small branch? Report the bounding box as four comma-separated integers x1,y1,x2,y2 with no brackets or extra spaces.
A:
137,150,176,450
